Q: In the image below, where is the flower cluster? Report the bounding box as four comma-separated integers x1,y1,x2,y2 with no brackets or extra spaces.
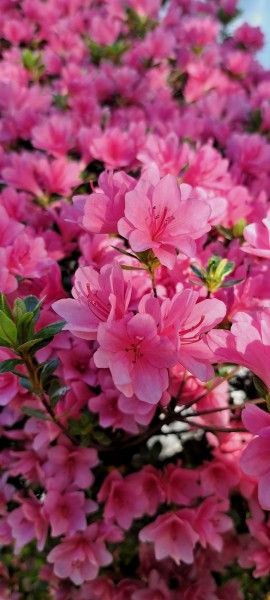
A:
1,0,270,598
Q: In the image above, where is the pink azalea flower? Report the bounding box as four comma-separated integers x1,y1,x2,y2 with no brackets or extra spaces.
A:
81,170,136,234
8,498,48,553
200,458,239,498
193,497,232,552
90,125,144,169
132,570,171,600
58,340,96,386
242,215,270,258
130,466,165,516
32,114,75,157
0,205,24,246
44,490,96,537
183,145,231,194
2,153,82,198
98,471,146,529
0,350,19,406
47,524,112,585
0,249,18,294
164,464,200,505
53,263,131,340
234,22,264,51
94,313,176,404
8,232,49,279
43,443,98,491
241,404,270,510
227,133,270,178
140,290,226,381
208,310,270,390
117,392,155,427
118,171,211,269
89,389,140,434
137,132,189,176
139,511,199,564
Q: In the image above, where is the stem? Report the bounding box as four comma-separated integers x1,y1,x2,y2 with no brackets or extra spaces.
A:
150,268,157,297
183,417,246,434
185,404,241,417
178,367,241,413
21,352,79,446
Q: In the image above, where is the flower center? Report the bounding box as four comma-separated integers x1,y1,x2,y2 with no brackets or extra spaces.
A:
125,336,144,364
150,205,175,240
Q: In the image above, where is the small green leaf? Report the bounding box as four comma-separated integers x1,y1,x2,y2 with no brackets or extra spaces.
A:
0,310,17,346
50,385,69,407
13,299,27,322
111,246,139,260
120,265,146,271
40,358,60,384
33,321,65,340
17,338,43,353
24,295,43,317
232,218,247,238
0,337,12,348
190,264,206,280
218,260,234,277
221,278,243,288
22,406,49,420
17,312,35,345
216,225,233,240
22,49,44,75
0,294,12,318
0,359,23,374
19,377,33,391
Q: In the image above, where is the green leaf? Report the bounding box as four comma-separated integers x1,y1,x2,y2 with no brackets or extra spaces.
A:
17,312,35,345
126,7,157,38
33,321,65,340
86,38,129,65
0,359,23,374
111,246,139,260
0,310,17,346
22,406,49,420
12,299,27,322
22,49,44,75
120,265,146,271
0,337,12,348
215,225,233,240
17,338,43,353
40,358,60,384
50,385,69,407
221,278,243,288
0,294,12,318
232,218,247,238
24,295,43,316
19,377,33,391
220,260,235,277
190,264,205,280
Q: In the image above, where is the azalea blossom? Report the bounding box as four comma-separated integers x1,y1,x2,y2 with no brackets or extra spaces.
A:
94,313,176,403
118,171,211,269
139,512,199,564
242,215,270,258
47,524,112,585
208,311,270,390
53,263,131,340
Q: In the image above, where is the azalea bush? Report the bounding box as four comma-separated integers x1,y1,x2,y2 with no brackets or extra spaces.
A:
1,0,270,598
